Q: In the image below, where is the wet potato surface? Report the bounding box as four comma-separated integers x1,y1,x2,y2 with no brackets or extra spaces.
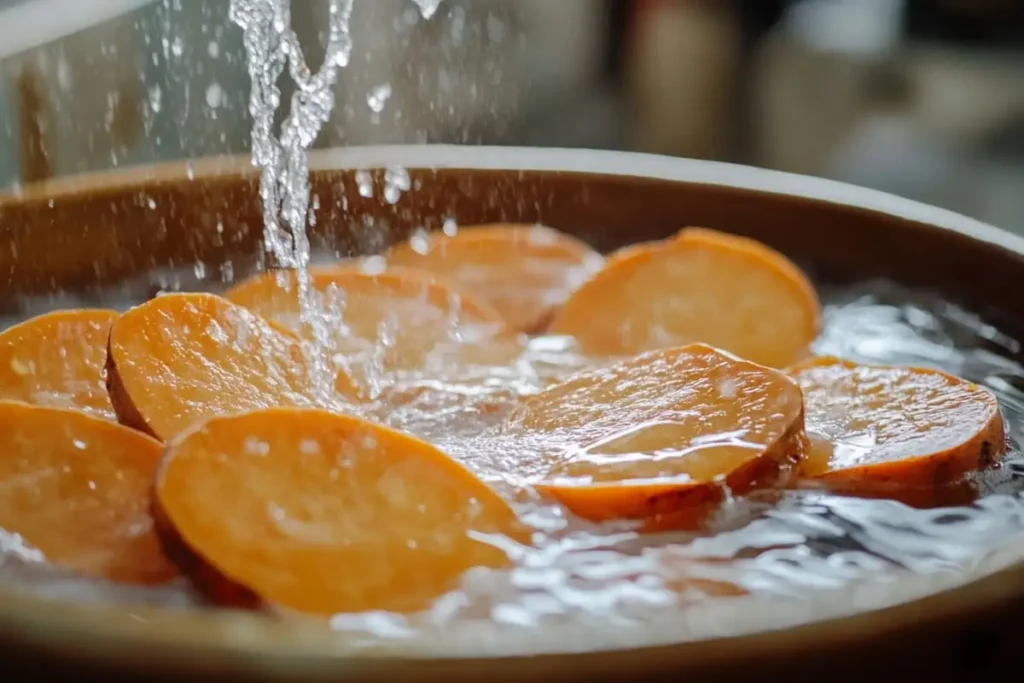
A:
0,222,1022,640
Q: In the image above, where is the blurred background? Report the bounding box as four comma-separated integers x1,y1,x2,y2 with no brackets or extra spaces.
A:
1,0,1022,231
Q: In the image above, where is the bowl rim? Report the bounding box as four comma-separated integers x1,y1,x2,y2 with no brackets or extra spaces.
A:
3,143,1023,256
1,144,1023,674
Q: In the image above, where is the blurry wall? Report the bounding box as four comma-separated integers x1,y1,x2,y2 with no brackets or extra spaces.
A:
1,0,1022,232
0,0,606,188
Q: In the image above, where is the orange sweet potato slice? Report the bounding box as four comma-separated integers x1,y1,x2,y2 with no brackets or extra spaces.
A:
155,407,528,615
385,223,606,333
107,293,349,441
505,343,807,525
224,266,522,383
788,356,1005,492
0,401,176,584
548,227,820,368
0,308,117,419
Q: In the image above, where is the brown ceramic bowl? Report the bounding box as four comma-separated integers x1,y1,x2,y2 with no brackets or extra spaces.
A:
0,146,1023,682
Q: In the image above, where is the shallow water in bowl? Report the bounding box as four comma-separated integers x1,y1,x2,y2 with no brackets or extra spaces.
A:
2,272,1024,649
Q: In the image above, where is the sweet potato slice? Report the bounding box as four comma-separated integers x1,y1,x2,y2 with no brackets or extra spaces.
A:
0,308,117,419
788,356,1005,492
548,227,820,368
0,401,176,584
505,343,807,525
156,407,528,615
385,223,605,333
107,293,347,441
224,266,522,383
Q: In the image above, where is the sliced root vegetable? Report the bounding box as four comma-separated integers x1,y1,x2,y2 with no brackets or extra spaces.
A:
155,407,528,615
224,266,523,385
385,223,606,333
0,308,117,419
505,343,807,525
548,227,820,368
788,356,1005,493
107,293,346,441
0,401,176,584
602,239,666,267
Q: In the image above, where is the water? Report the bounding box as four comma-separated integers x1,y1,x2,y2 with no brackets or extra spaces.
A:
1,275,1023,651
228,0,438,404
229,0,356,402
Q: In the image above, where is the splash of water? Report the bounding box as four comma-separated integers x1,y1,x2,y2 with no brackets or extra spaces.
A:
229,0,355,402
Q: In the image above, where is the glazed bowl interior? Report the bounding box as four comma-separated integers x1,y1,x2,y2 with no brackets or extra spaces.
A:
0,145,1023,681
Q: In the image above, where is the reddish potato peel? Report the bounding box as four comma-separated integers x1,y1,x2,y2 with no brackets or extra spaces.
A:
106,292,355,441
788,356,1005,493
506,343,807,527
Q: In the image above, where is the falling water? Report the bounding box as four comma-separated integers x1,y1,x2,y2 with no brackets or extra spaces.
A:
229,0,441,402
229,0,356,401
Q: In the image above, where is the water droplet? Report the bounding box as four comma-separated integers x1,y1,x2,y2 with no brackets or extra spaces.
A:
207,40,220,58
244,437,270,456
56,57,71,91
206,82,224,108
409,229,430,255
148,85,162,114
72,439,87,450
366,83,392,113
411,0,442,19
355,169,373,198
383,166,410,204
360,255,387,275
442,217,458,237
